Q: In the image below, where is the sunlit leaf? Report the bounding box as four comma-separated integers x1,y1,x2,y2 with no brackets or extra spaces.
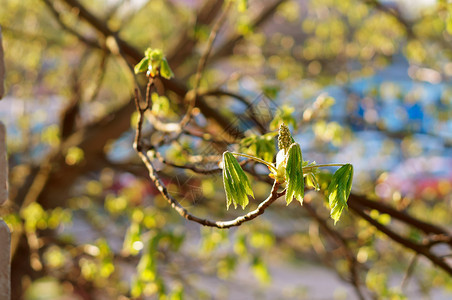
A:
160,58,174,79
328,164,353,224
134,57,149,74
306,173,320,191
222,152,254,209
285,143,304,205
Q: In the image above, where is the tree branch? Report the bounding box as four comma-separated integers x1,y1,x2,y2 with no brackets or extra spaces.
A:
349,202,452,276
348,194,452,239
167,0,225,70
133,84,284,228
179,1,232,130
209,0,287,63
303,202,367,300
41,0,101,49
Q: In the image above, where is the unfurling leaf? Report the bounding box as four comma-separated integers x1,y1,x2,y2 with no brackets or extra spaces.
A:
135,48,174,79
328,164,353,224
285,143,304,205
306,173,320,191
222,152,254,209
134,57,149,74
160,59,174,79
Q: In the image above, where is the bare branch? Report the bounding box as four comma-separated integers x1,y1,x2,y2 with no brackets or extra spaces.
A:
41,0,101,49
179,1,232,131
200,89,268,134
348,194,452,239
138,148,283,228
209,0,287,63
401,254,418,290
86,51,109,102
349,202,452,276
133,80,284,227
363,0,414,37
167,0,225,70
303,202,367,300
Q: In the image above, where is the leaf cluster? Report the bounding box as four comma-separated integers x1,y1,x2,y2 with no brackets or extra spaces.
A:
134,48,174,79
222,123,353,223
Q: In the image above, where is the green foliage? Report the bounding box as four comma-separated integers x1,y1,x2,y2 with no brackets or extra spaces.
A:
252,256,271,284
240,132,277,162
285,143,304,205
328,164,353,224
270,105,297,130
134,48,174,79
217,255,238,279
123,221,143,256
151,92,171,117
21,203,71,233
222,152,255,209
78,239,115,284
201,227,228,253
7,0,448,298
306,172,320,191
262,85,280,99
223,124,352,223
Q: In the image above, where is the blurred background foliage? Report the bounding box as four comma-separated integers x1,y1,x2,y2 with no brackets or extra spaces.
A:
1,0,452,299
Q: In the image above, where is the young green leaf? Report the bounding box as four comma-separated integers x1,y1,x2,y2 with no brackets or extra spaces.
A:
160,58,174,79
328,164,353,224
306,173,320,191
134,57,149,74
222,152,254,209
285,143,304,205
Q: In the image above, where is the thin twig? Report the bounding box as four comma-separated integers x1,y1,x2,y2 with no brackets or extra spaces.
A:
200,89,268,134
304,202,367,300
153,150,249,175
209,0,287,63
86,51,109,102
178,1,233,129
139,149,283,228
41,0,101,49
133,84,285,227
401,254,418,290
348,194,452,239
